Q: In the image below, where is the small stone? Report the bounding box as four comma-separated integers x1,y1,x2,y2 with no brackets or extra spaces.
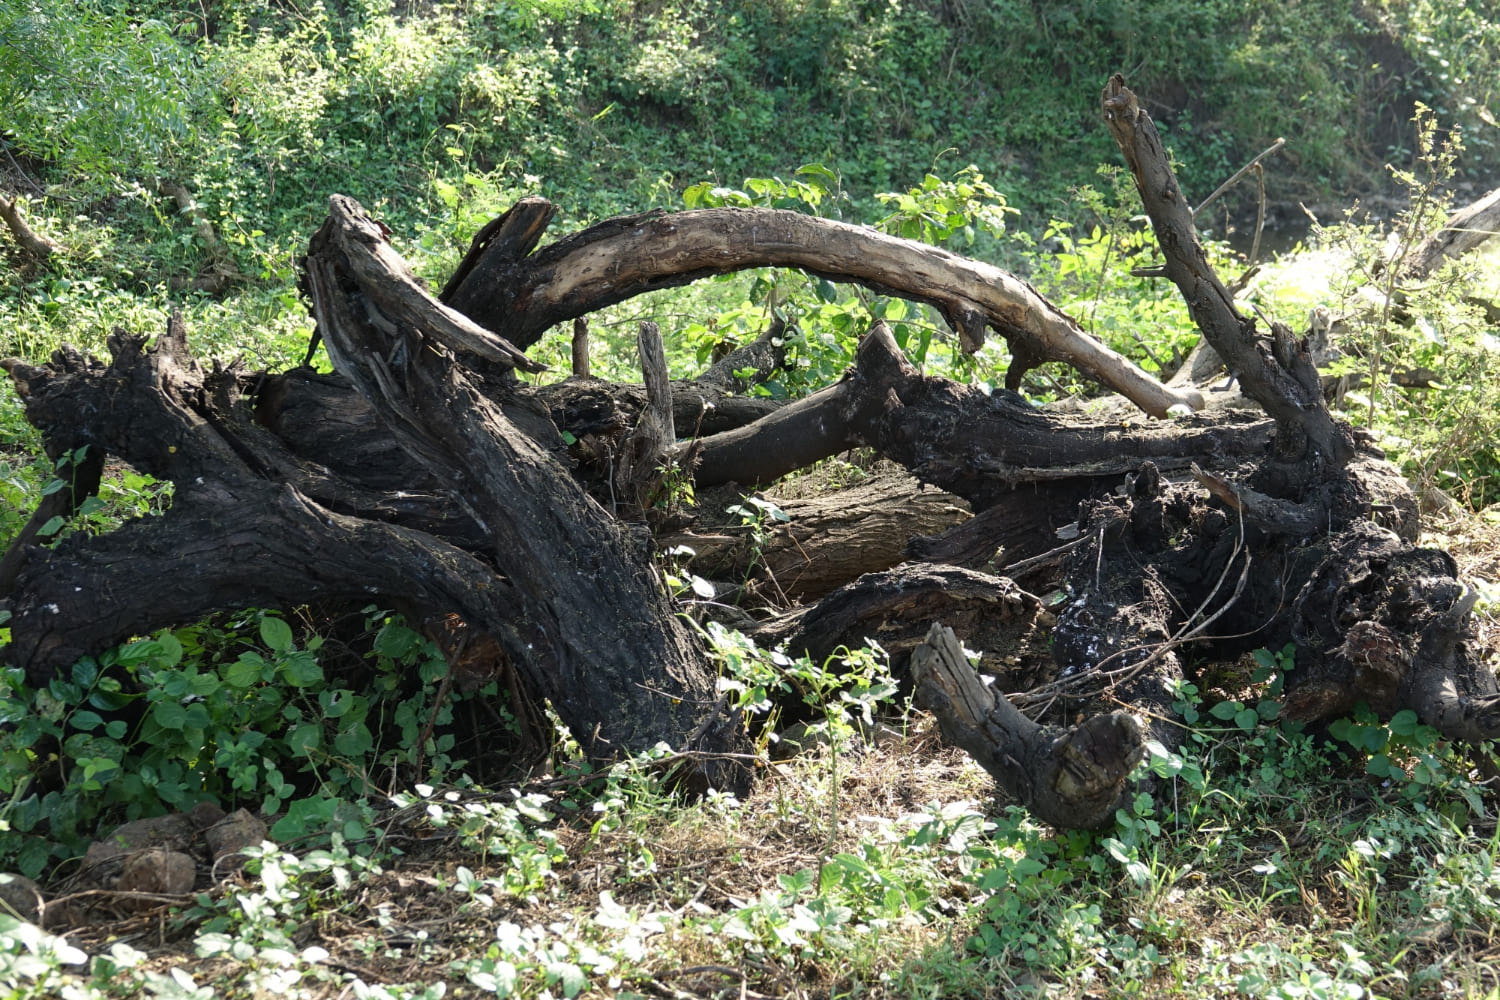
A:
116,849,196,897
205,809,269,868
0,873,43,924
86,812,200,866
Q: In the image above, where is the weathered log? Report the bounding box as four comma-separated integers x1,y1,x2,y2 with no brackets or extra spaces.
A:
912,622,1145,830
668,472,971,604
439,200,1203,417
691,321,1276,502
613,321,677,514
1408,184,1500,278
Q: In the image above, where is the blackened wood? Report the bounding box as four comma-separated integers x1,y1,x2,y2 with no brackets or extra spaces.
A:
690,322,1275,499
306,196,749,783
1285,522,1500,744
697,317,788,393
439,195,557,307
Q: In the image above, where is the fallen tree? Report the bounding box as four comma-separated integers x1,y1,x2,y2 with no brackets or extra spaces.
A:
3,76,1495,830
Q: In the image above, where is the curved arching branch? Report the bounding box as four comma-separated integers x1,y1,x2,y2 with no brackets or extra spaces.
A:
441,202,1204,418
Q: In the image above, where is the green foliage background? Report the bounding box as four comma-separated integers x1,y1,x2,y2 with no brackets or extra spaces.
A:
3,0,1499,284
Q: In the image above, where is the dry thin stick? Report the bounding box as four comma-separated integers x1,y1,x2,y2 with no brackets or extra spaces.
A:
1193,137,1287,218
1015,508,1250,711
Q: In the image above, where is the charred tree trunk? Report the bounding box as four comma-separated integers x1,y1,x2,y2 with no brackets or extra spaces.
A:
5,82,1495,827
2,205,755,791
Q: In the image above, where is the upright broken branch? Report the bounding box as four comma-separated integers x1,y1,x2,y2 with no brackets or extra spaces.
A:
1101,75,1352,470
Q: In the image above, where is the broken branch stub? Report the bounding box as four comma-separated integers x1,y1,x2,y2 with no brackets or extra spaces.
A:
1101,74,1352,469
912,622,1145,829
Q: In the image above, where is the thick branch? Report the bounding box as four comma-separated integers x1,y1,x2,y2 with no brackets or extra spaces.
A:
0,192,60,260
444,203,1202,417
1409,184,1500,278
691,322,1274,499
912,622,1144,829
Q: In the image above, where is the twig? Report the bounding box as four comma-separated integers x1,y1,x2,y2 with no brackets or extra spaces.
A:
1013,508,1250,712
1193,138,1287,218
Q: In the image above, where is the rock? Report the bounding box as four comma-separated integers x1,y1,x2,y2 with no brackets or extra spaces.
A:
116,849,196,897
86,808,212,866
0,873,43,924
205,809,269,869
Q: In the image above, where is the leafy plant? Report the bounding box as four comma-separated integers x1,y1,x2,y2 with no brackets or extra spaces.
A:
0,607,496,876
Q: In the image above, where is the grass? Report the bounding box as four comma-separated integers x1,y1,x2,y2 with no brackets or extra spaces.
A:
7,680,1500,998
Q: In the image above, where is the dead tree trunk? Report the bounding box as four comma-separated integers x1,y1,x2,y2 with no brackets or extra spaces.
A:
5,86,1495,826
2,205,755,792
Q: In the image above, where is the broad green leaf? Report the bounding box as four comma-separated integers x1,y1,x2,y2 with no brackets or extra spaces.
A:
259,615,295,653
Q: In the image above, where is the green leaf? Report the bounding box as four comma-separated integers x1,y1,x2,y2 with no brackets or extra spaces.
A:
152,701,187,730
278,651,323,688
373,622,420,661
38,515,66,536
1234,708,1259,732
1388,709,1419,736
156,632,184,667
333,724,373,757
320,689,352,719
71,659,99,688
259,615,295,653
70,710,103,732
1208,701,1240,721
287,722,321,757
271,795,339,840
225,654,267,688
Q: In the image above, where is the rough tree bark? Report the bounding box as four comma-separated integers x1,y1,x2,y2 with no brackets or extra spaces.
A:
439,197,1204,417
